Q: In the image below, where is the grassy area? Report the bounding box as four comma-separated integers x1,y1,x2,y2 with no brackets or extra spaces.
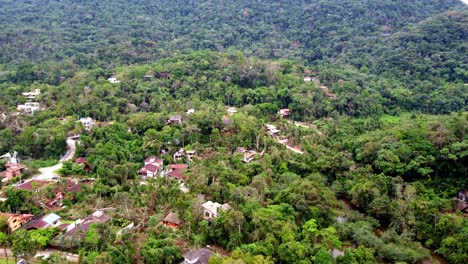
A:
0,258,16,264
24,159,59,169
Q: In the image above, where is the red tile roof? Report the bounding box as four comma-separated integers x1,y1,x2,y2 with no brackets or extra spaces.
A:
168,164,188,180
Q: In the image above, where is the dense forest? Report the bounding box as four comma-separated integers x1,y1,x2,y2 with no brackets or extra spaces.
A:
0,1,466,264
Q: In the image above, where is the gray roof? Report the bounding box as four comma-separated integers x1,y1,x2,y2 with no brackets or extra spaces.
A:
182,248,215,264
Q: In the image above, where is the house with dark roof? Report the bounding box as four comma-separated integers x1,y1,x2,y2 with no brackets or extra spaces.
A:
138,156,163,179
16,180,52,192
182,248,216,264
167,115,183,125
166,164,188,182
26,213,61,230
57,210,111,246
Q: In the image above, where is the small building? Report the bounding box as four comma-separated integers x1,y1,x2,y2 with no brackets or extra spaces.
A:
186,150,196,161
222,117,234,126
156,72,170,79
201,201,231,220
242,150,258,163
265,124,280,136
304,76,312,82
26,213,61,230
59,210,111,245
22,89,41,100
107,76,121,84
17,102,40,114
163,212,182,228
173,148,185,161
0,163,26,181
182,248,215,264
236,148,258,163
278,109,290,118
0,213,34,232
167,164,188,182
138,156,163,180
187,109,195,115
16,180,51,192
167,115,183,125
227,107,238,116
79,117,94,131
74,157,92,173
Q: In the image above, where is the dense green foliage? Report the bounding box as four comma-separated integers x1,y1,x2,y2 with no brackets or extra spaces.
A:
0,1,466,264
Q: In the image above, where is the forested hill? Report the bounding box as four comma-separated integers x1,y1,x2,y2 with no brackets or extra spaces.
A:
0,0,465,74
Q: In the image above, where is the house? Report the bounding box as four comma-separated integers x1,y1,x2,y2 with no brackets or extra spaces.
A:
16,180,52,192
167,115,183,125
26,213,61,230
0,213,34,232
0,163,26,181
45,191,65,208
265,124,280,136
201,201,231,220
182,248,216,264
107,76,121,83
156,72,170,79
79,117,94,131
138,156,163,179
163,212,182,228
236,148,258,163
278,109,290,118
62,210,110,239
167,164,188,182
143,74,154,81
186,150,196,161
66,179,83,193
173,148,185,161
304,76,312,82
187,109,195,115
17,102,40,114
227,107,237,115
22,89,41,100
222,117,234,126
74,157,92,173
242,150,258,163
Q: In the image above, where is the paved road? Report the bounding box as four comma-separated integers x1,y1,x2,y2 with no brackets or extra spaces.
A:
34,138,76,181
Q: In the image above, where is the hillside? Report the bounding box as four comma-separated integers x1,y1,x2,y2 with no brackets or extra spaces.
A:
0,1,467,264
0,1,464,71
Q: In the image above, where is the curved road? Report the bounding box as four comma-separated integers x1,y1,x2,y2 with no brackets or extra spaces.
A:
34,138,76,180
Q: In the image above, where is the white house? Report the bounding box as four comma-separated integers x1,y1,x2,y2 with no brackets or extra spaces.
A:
138,156,163,180
17,102,40,114
227,107,238,115
202,201,231,219
186,109,195,115
107,76,121,84
79,117,94,131
22,89,41,99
